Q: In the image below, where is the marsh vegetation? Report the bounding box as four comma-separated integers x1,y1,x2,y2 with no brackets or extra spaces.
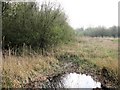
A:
1,1,119,89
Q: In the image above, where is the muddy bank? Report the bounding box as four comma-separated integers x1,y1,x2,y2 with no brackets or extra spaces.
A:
24,53,118,89
24,62,118,89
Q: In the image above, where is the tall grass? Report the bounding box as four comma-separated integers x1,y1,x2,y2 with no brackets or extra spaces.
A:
56,37,118,74
2,37,118,88
2,48,60,88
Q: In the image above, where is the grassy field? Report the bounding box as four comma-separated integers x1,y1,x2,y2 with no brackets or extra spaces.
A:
2,37,118,88
59,37,118,73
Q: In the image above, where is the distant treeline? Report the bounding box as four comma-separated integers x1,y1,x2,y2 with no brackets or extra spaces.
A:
76,26,119,37
2,2,74,53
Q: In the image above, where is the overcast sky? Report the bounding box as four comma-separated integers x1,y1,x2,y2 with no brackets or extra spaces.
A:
37,0,119,29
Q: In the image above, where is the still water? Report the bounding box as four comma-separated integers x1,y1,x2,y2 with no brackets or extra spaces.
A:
60,73,101,88
48,72,101,89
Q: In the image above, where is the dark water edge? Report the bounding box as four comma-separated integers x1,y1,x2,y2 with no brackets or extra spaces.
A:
22,53,118,89
23,65,118,89
44,73,100,88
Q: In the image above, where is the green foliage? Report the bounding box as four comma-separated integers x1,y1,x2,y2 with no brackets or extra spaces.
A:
2,2,74,52
76,26,119,37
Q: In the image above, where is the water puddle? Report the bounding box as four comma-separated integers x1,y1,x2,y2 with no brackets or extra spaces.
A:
48,73,101,88
60,73,101,88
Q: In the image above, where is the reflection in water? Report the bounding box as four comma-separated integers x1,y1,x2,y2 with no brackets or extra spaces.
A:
60,73,101,88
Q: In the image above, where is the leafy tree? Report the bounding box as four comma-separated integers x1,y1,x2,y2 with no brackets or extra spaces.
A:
2,2,75,54
75,26,118,38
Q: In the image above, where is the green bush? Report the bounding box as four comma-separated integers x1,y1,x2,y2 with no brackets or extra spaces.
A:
2,2,75,53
